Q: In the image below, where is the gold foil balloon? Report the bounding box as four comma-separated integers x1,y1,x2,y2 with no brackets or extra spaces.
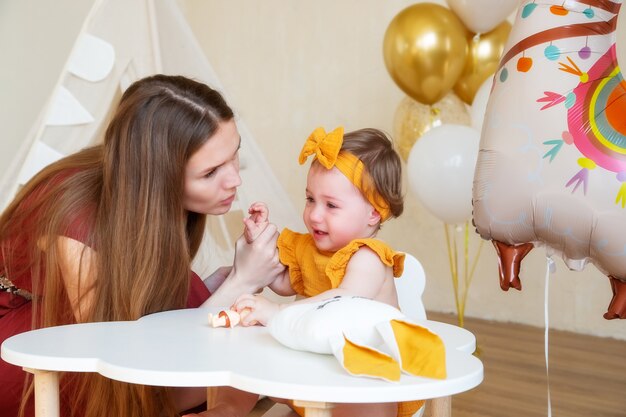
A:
454,21,511,104
383,3,468,105
393,93,470,161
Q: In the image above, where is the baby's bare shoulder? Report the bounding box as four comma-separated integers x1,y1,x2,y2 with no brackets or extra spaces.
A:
346,246,387,273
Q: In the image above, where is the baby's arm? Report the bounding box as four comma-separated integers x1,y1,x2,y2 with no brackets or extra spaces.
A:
334,247,389,297
268,269,296,296
242,202,269,243
243,202,296,295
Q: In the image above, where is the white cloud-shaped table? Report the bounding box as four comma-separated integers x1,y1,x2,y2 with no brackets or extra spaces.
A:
2,307,482,417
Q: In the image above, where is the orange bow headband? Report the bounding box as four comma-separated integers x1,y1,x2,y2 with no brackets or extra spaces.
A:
298,126,391,222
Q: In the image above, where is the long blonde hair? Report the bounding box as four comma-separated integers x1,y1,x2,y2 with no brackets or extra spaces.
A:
0,75,234,417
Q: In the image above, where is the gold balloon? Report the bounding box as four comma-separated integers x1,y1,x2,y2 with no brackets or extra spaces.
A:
393,93,470,161
454,21,511,104
383,3,468,105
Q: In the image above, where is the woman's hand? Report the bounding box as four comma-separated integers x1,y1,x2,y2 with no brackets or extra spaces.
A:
232,222,283,291
243,201,269,243
202,224,283,308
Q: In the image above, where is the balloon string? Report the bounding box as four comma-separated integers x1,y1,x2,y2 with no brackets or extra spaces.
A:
460,221,484,325
545,257,555,417
444,222,484,328
464,221,469,305
460,222,470,328
444,223,461,326
453,226,460,326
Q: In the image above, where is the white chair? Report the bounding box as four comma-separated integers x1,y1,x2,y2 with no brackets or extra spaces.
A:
258,252,428,417
394,252,427,321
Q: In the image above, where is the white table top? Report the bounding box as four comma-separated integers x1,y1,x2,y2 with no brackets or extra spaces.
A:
1,307,483,403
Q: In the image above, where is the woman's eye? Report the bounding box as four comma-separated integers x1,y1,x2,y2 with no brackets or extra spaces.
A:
204,169,217,178
327,203,337,209
305,197,314,203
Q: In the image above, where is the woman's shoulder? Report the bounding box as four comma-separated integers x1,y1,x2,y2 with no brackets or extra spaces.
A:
25,165,98,244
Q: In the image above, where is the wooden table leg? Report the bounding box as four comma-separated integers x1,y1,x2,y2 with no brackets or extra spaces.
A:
293,400,334,417
23,368,60,417
426,396,451,417
207,387,218,409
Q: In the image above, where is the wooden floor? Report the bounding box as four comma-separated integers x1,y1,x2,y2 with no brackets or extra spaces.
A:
251,312,626,417
429,311,626,417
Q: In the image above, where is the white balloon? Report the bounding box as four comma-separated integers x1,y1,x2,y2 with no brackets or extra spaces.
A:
445,0,518,34
407,124,480,224
470,78,493,133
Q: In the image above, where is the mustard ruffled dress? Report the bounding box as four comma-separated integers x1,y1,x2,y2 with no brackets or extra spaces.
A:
277,229,405,297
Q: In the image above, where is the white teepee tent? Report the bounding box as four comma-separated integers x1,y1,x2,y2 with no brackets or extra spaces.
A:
0,0,302,277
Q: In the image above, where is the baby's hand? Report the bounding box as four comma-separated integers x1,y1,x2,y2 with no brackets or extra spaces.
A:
233,294,281,326
243,202,269,243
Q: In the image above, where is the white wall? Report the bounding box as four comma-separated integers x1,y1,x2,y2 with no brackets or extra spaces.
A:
180,0,626,340
0,0,95,193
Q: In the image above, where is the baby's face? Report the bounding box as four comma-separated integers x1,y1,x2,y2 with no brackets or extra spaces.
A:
303,163,379,252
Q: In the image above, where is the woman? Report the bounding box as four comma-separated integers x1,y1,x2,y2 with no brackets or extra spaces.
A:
0,74,283,417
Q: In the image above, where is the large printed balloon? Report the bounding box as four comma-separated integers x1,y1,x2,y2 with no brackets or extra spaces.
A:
383,3,468,104
472,0,626,319
470,78,493,133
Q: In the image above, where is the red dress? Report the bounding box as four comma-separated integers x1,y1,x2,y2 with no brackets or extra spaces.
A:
0,177,211,417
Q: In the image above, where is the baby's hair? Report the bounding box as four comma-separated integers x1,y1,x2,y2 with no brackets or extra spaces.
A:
341,128,404,218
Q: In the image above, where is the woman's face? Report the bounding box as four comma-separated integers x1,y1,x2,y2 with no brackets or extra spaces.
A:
183,119,242,214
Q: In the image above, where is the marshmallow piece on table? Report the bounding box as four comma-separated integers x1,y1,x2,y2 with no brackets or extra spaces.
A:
208,310,241,328
208,308,252,328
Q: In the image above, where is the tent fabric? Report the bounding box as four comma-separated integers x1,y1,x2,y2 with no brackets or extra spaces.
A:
1,0,301,275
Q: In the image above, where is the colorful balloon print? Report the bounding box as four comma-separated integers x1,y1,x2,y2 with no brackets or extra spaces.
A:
472,0,626,319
